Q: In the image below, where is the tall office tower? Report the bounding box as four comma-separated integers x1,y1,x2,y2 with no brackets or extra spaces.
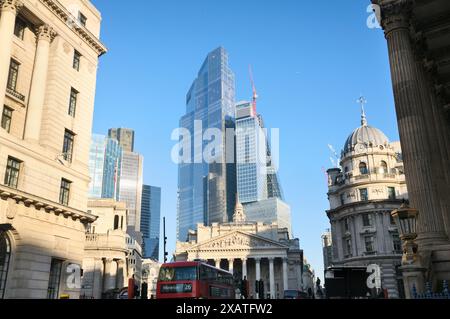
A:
177,47,236,241
141,185,161,260
0,0,106,299
119,151,143,235
108,128,135,152
88,134,122,200
236,101,268,203
235,102,293,236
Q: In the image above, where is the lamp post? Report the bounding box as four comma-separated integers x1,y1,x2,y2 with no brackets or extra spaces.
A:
391,202,425,299
391,203,419,265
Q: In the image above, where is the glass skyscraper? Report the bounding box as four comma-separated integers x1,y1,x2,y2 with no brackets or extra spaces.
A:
235,102,292,236
88,134,122,200
236,102,268,203
177,47,236,241
141,185,161,260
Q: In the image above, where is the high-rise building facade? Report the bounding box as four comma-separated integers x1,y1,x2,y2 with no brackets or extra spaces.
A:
118,151,143,235
235,102,292,236
141,185,161,260
236,101,268,203
88,134,122,200
0,0,106,299
108,128,135,152
177,47,236,241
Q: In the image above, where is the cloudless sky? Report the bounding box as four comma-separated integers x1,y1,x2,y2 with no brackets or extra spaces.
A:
91,0,398,280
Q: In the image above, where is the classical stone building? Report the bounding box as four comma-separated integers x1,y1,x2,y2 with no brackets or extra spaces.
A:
372,0,450,293
81,199,128,299
0,0,106,299
141,258,161,299
326,109,408,298
175,200,303,299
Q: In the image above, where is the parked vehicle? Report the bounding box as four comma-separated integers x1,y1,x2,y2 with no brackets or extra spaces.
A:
283,290,311,299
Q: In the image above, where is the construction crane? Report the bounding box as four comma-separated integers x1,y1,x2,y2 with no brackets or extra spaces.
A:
249,65,258,116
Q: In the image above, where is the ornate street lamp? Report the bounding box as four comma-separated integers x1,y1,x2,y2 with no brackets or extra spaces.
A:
391,202,419,265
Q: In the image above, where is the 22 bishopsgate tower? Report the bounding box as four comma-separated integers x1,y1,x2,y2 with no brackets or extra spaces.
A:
177,47,237,241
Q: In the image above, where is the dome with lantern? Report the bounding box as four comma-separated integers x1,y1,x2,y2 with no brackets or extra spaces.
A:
343,103,389,154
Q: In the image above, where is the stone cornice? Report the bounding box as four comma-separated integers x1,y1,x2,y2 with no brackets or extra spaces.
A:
326,199,404,217
0,184,97,223
39,0,107,56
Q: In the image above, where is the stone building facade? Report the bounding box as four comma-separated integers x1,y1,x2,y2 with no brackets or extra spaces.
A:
175,201,303,299
0,0,105,299
326,110,408,298
81,199,128,299
371,0,450,294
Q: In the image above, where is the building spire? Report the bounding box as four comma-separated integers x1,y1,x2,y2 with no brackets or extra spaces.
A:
357,95,368,126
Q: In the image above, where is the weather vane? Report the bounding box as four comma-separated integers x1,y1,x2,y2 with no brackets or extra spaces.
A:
357,95,368,126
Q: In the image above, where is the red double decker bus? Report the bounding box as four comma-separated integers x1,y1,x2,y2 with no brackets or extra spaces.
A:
156,261,235,299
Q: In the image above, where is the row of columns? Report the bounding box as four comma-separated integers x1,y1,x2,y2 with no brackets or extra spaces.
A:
102,258,126,292
0,0,57,141
213,257,289,299
378,0,450,247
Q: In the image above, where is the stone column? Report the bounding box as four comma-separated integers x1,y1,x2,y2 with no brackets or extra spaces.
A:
116,260,126,289
24,24,56,141
282,258,288,291
228,258,234,275
215,259,221,269
242,258,247,280
0,0,22,108
380,0,448,247
255,258,261,299
269,258,275,299
102,258,115,292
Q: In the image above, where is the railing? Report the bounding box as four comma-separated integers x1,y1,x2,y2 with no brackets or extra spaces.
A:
85,232,128,251
6,87,25,102
413,281,450,299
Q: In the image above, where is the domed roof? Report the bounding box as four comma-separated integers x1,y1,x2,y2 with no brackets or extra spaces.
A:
343,106,389,154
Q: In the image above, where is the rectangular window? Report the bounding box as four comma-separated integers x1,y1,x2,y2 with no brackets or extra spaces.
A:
14,17,26,39
4,156,21,189
68,88,78,117
47,259,63,299
360,188,368,201
362,213,373,227
365,236,375,253
59,178,71,206
78,12,87,27
7,60,20,91
340,194,345,206
393,233,402,253
388,187,396,200
62,129,75,162
1,106,13,133
390,214,396,225
73,50,81,71
345,238,352,257
344,218,349,232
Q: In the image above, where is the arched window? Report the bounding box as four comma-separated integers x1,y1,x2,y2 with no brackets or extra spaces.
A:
0,231,12,299
114,215,119,230
380,161,388,174
359,162,368,175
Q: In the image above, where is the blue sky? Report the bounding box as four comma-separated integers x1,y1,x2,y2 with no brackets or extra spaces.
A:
90,0,398,280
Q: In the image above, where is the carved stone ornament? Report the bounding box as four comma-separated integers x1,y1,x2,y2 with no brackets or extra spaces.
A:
0,0,23,14
204,233,273,250
35,24,57,42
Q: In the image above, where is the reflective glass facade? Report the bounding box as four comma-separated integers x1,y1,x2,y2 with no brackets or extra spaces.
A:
141,185,161,260
177,47,236,241
88,134,122,200
243,198,292,236
236,102,268,203
119,151,143,235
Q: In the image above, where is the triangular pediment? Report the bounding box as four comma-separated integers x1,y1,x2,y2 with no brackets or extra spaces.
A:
187,231,289,251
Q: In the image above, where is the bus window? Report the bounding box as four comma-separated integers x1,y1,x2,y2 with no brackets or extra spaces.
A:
159,266,197,282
